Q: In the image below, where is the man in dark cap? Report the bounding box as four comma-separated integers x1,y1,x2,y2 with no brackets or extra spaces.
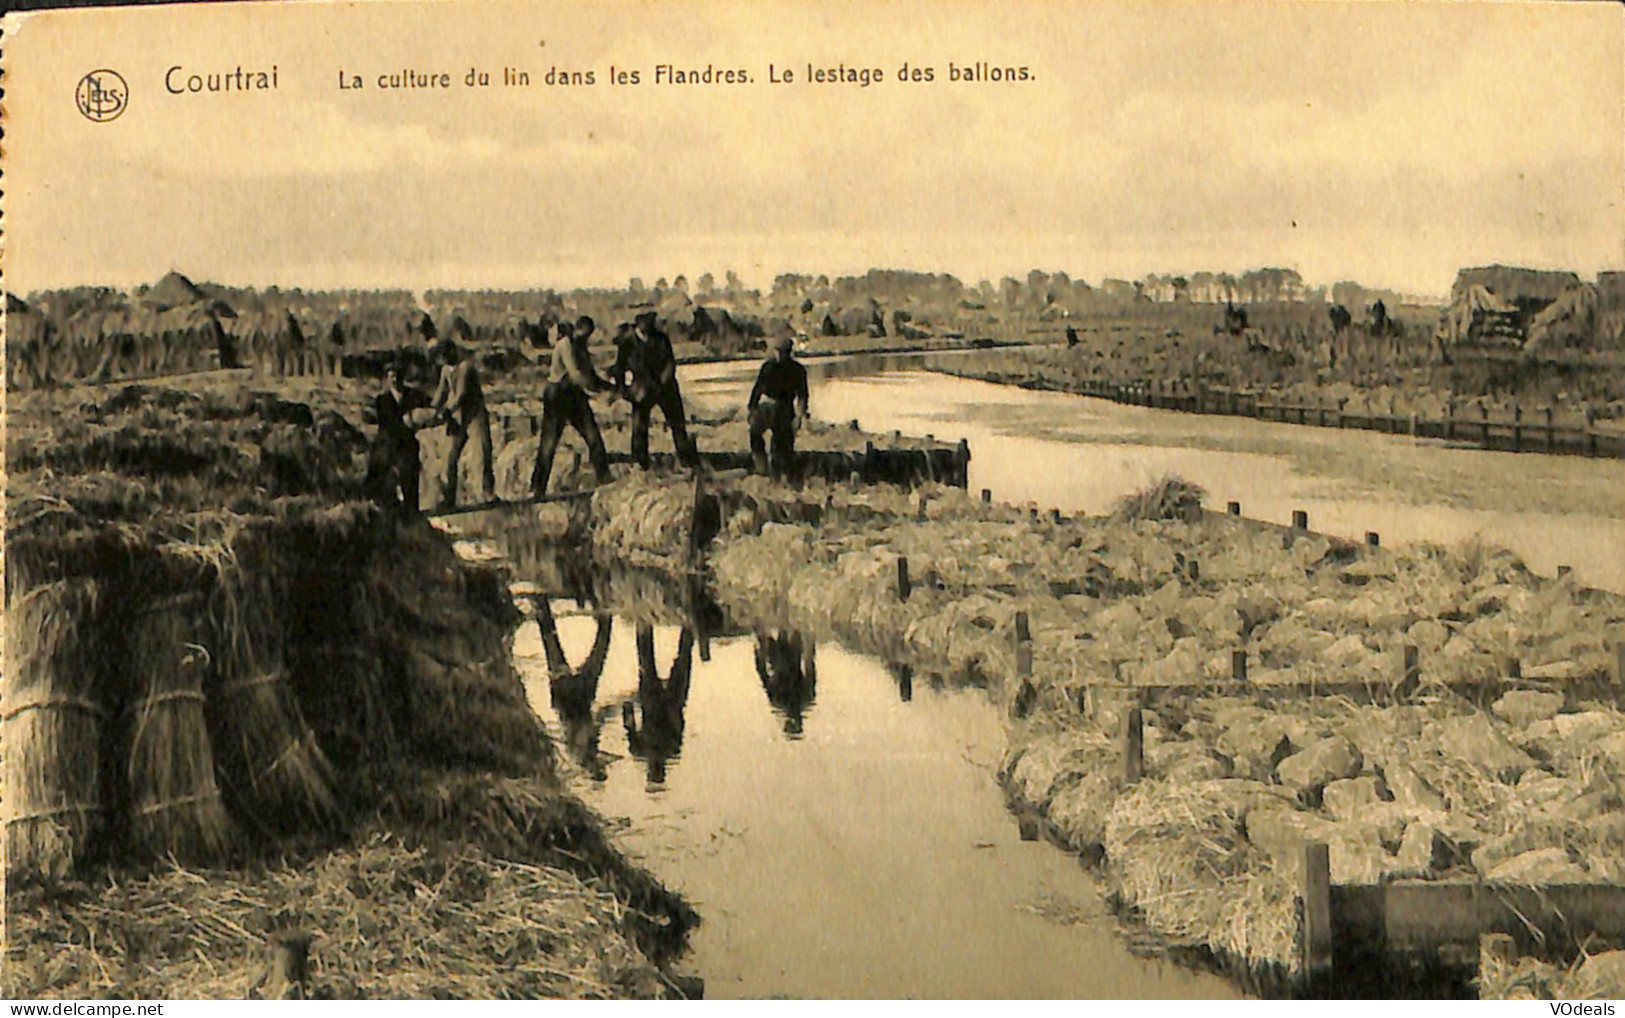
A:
747,330,809,480
532,315,614,496
612,311,700,471
363,360,433,514
430,338,494,509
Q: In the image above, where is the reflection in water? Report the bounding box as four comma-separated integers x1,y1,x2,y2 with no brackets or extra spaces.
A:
535,600,614,781
753,628,817,737
623,624,696,789
888,661,914,703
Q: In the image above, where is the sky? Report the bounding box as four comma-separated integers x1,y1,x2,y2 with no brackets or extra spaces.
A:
3,0,1621,299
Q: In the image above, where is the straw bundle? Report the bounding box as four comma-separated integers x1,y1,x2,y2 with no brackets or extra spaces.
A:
1112,475,1206,523
124,590,238,862
206,534,336,832
3,579,112,878
1103,779,1297,970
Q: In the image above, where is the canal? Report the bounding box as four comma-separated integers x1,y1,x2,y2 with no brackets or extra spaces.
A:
683,354,1625,593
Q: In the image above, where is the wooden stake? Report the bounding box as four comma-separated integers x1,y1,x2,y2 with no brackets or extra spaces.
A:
1300,841,1333,978
981,488,992,504
1366,531,1380,548
1292,509,1309,531
1232,649,1248,683
1123,706,1144,784
896,557,911,602
1614,639,1625,686
1227,501,1241,516
915,493,928,522
1014,611,1031,645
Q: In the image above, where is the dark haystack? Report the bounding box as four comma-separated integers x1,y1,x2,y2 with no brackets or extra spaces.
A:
3,579,114,878
1452,266,1580,309
124,590,239,863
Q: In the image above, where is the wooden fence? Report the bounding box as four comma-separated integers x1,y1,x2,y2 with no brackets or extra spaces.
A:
1047,376,1625,459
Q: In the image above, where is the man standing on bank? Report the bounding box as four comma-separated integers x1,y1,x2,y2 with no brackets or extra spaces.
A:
364,360,433,515
430,337,495,509
532,315,615,496
748,331,809,480
613,310,700,471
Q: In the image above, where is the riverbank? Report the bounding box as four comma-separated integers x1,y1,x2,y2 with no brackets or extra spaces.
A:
3,382,696,998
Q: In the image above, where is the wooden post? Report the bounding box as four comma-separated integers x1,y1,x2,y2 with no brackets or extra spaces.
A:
915,493,928,522
956,438,971,487
1366,531,1380,548
981,488,992,504
1014,611,1031,645
1123,707,1144,784
1481,405,1491,447
1227,500,1241,516
1232,649,1248,683
896,557,911,602
1300,841,1333,978
1292,509,1309,531
849,419,860,430
1015,642,1033,679
1512,405,1522,452
1613,638,1625,686
1050,508,1063,524
1445,400,1455,441
1400,644,1420,698
1546,407,1555,452
1187,559,1199,581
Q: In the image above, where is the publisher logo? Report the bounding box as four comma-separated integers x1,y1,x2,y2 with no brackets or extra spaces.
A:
76,69,128,122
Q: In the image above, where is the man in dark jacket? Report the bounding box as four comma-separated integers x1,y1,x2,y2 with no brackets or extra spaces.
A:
364,361,432,514
748,331,809,480
612,311,700,471
532,315,614,496
430,339,495,509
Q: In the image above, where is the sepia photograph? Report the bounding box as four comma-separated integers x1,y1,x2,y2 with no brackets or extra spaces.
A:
2,0,1624,1002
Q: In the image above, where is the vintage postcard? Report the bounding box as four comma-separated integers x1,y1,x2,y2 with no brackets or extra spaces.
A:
3,0,1623,1002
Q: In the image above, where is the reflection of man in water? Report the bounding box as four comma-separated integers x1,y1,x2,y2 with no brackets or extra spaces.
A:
535,600,614,781
622,625,695,788
754,629,817,737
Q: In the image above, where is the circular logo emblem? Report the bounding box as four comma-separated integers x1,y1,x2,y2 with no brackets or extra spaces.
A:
75,69,128,123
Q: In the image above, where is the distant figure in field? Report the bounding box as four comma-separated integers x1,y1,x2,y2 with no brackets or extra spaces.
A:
613,310,700,471
1369,299,1390,337
364,360,433,515
536,599,614,781
1328,304,1353,333
1066,324,1079,348
532,315,614,496
430,338,494,509
1220,301,1249,337
622,624,696,788
412,310,437,345
747,332,809,481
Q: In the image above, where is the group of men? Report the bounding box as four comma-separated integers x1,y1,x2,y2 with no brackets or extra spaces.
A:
366,309,811,514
